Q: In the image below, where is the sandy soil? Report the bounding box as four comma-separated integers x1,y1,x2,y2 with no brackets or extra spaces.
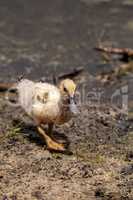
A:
0,75,133,200
0,0,133,199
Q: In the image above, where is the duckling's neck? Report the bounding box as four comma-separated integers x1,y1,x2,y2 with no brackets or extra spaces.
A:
59,89,71,113
61,94,69,109
57,95,71,124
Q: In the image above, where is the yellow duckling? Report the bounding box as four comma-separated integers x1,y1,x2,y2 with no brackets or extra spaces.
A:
16,78,78,151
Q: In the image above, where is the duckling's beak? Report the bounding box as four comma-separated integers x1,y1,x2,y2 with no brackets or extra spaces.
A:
69,95,79,115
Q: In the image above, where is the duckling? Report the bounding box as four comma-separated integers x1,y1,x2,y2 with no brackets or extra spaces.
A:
13,78,78,151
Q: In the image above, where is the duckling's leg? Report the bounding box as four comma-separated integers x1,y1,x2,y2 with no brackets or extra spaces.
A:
37,126,66,151
48,123,54,137
48,123,66,144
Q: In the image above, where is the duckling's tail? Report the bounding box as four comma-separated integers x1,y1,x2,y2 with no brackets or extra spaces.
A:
0,83,16,92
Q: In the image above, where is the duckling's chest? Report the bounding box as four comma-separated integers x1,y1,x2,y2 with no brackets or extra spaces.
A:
55,109,72,124
55,98,72,125
32,99,71,124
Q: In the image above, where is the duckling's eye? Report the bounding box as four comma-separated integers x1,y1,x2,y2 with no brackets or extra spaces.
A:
64,87,67,92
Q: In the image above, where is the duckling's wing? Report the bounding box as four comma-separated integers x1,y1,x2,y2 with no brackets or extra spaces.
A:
34,83,61,105
31,83,61,122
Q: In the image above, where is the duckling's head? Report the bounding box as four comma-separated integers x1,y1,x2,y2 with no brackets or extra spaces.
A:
59,79,79,114
59,79,76,97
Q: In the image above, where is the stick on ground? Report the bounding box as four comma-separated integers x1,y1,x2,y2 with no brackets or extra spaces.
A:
95,44,133,61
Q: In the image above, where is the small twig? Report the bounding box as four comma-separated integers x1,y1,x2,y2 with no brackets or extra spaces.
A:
52,74,58,85
0,83,15,92
95,44,133,56
58,67,84,80
17,74,25,81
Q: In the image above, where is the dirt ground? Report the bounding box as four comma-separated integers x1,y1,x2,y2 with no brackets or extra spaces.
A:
0,0,133,200
0,91,133,200
0,73,133,200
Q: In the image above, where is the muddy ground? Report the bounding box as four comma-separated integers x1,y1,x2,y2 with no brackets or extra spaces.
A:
0,0,133,200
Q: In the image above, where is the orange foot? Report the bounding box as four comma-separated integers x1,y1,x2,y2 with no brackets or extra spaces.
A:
46,138,66,152
37,126,66,152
